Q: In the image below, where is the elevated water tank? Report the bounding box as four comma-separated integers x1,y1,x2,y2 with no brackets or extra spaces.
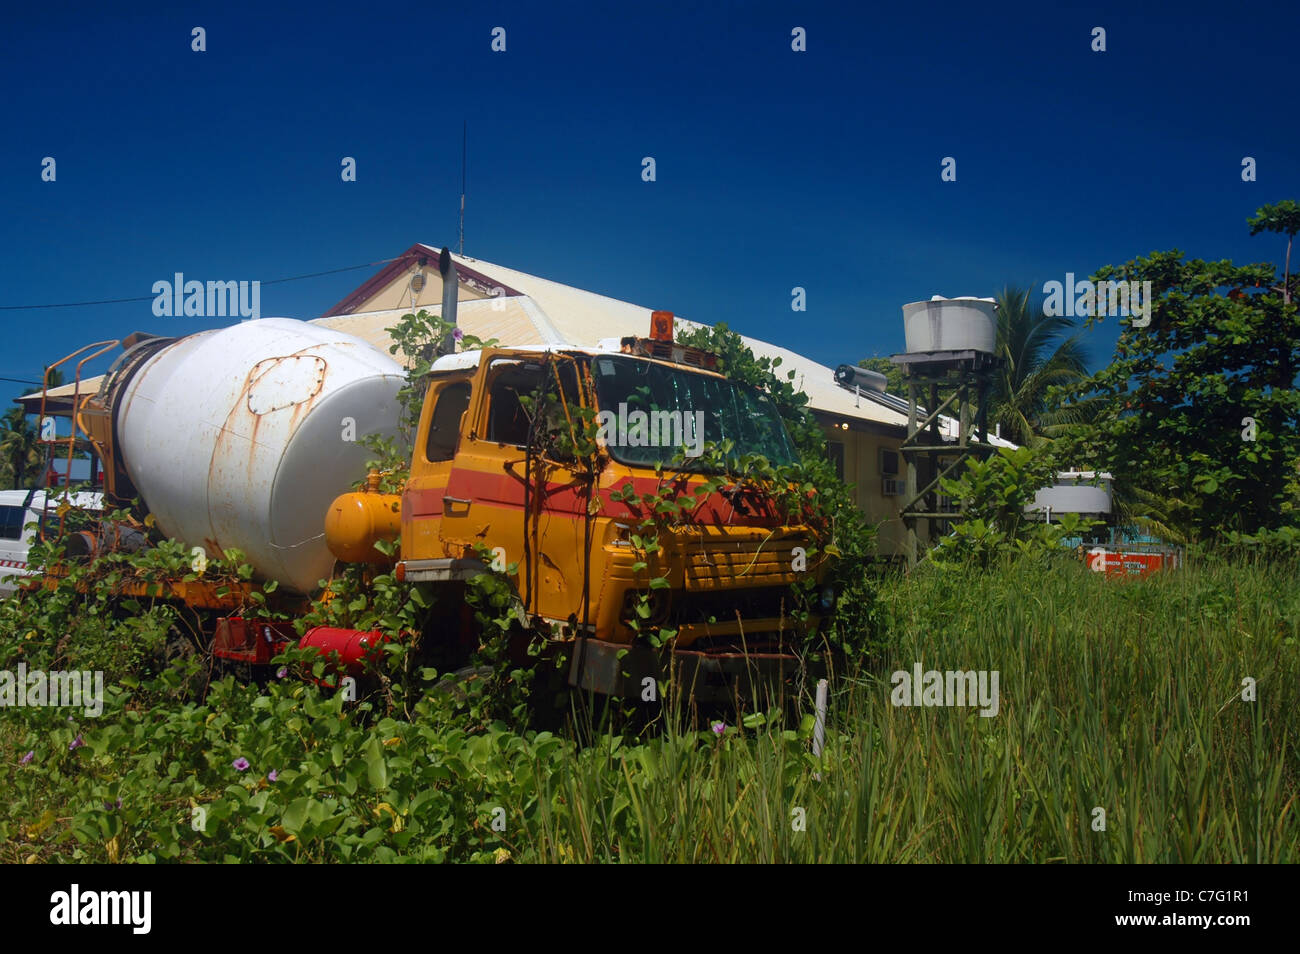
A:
106,318,404,593
902,296,997,354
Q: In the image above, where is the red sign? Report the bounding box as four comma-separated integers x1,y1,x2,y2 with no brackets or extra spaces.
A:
1082,546,1181,578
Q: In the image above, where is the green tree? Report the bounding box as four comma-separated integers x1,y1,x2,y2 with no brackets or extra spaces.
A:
2,368,72,489
856,356,905,394
987,285,1091,446
1057,206,1300,540
1248,199,1300,305
0,406,40,489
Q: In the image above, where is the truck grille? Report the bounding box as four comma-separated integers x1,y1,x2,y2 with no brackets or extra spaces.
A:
673,586,797,625
619,585,801,627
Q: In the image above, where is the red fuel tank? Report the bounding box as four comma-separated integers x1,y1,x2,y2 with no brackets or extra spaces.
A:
298,626,393,672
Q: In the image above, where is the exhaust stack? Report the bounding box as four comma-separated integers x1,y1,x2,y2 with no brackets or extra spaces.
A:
439,247,458,354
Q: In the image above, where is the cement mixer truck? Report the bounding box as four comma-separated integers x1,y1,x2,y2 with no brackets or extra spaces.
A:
40,261,829,702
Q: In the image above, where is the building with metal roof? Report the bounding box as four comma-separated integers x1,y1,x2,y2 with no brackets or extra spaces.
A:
14,244,1017,555
314,244,1017,554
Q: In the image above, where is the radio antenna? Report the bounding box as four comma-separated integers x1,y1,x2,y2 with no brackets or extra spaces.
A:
458,121,466,257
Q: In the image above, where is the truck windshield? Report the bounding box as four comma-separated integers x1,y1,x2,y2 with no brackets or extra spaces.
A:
589,354,798,471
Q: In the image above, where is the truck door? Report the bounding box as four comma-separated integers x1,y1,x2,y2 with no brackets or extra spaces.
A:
404,376,472,561
440,355,589,619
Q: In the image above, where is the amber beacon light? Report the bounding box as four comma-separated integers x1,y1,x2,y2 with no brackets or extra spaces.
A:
650,310,674,341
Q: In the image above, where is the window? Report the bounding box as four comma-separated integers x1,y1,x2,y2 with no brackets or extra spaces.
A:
828,442,845,481
879,447,900,476
485,358,584,454
590,355,798,472
425,381,471,462
486,361,547,446
0,506,25,540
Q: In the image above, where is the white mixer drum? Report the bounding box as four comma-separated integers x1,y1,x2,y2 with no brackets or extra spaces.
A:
113,318,404,593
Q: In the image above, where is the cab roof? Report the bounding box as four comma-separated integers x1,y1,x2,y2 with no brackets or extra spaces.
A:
429,342,727,379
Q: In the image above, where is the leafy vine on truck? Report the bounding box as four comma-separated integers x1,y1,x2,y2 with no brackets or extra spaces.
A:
14,249,879,709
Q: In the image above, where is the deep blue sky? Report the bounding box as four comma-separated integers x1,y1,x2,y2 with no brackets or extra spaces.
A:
2,0,1296,403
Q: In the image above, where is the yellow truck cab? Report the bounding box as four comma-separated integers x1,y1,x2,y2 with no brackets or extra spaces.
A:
328,330,828,700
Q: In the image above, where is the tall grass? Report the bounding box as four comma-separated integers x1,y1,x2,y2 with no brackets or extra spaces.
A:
516,557,1300,862
4,557,1296,862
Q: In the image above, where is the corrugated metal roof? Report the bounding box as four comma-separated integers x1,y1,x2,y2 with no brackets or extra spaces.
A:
18,378,104,401
15,376,106,415
311,297,556,365
13,249,1015,450
371,248,1016,446
389,247,914,430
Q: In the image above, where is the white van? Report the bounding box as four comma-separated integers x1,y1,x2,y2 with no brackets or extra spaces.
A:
0,489,103,596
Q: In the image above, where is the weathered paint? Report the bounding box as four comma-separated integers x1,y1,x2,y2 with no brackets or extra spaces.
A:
392,347,827,648
112,318,404,593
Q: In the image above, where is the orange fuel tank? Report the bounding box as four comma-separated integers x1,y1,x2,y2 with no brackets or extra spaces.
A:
324,471,401,564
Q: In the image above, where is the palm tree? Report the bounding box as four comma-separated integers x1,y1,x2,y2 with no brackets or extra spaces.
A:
988,286,1093,446
1109,484,1192,545
0,406,41,489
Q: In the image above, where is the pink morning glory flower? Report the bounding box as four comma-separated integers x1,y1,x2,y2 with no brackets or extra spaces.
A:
233,757,250,771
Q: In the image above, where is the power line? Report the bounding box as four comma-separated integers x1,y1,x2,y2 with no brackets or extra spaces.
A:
0,256,403,312
0,293,152,310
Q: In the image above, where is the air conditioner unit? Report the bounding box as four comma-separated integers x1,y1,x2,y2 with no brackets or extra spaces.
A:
882,477,905,496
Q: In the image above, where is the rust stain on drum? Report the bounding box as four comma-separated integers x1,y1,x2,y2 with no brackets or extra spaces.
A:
209,352,331,486
204,350,333,571
211,361,265,488
246,354,326,415
202,347,341,563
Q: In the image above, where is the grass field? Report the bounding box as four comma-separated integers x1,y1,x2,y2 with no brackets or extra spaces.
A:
3,556,1297,863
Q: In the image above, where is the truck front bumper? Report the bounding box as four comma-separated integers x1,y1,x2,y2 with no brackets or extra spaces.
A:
565,636,823,703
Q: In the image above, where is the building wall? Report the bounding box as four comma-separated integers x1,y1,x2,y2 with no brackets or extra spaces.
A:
821,421,908,556
355,267,490,315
